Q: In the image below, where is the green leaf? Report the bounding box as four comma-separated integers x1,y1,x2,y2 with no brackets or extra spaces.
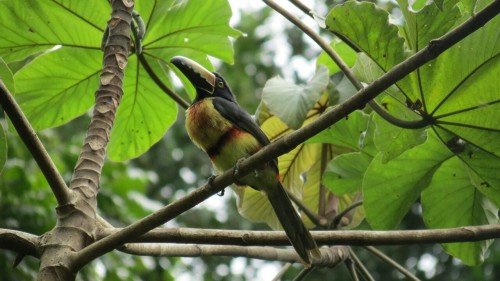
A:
6,0,239,160
398,0,460,52
324,152,372,194
427,14,500,157
144,0,240,64
0,57,15,93
364,131,453,229
446,132,500,207
422,156,498,265
14,47,100,129
262,65,329,129
307,110,370,152
108,56,177,161
0,122,6,175
316,41,357,75
326,1,405,73
0,0,107,63
373,97,427,163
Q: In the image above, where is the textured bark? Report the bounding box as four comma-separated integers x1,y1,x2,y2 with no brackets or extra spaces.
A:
36,1,134,280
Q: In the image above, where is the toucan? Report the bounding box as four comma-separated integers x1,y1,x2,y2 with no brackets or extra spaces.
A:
171,56,320,266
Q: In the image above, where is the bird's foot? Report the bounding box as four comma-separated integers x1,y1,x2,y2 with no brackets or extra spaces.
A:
207,174,217,188
233,157,247,177
207,175,225,196
217,188,225,196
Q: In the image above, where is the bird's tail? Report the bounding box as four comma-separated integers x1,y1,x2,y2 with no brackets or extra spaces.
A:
266,182,320,266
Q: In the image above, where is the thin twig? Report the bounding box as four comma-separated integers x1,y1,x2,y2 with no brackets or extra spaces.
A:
293,266,315,281
330,200,363,229
0,81,72,206
287,190,324,226
345,258,360,281
364,246,421,281
138,53,190,109
272,263,293,281
349,248,375,281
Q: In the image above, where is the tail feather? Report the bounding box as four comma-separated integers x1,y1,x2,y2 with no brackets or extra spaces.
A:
266,182,320,266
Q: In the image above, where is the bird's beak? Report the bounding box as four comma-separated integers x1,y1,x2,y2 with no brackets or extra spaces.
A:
170,56,216,94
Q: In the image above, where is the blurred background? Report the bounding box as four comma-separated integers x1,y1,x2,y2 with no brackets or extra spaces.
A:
1,0,499,280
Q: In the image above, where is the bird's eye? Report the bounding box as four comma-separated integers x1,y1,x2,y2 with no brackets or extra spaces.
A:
217,81,224,88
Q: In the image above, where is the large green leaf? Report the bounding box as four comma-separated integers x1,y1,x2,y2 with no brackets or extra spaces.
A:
435,127,500,207
326,1,405,73
14,47,101,129
4,0,239,161
422,156,498,265
0,0,106,63
316,41,357,75
324,152,371,194
373,96,427,163
307,110,372,153
426,14,500,159
107,56,177,161
398,0,460,52
363,131,453,229
262,65,329,130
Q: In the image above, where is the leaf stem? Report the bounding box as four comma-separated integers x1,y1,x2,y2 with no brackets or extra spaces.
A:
138,53,190,109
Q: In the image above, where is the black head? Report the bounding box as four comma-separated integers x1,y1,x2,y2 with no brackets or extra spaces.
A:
170,56,236,103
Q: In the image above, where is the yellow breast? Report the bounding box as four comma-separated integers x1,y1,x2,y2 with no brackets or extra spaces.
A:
185,98,233,151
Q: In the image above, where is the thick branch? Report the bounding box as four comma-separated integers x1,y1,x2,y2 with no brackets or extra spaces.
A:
38,1,134,279
70,2,499,269
0,229,40,258
0,81,73,206
98,224,500,246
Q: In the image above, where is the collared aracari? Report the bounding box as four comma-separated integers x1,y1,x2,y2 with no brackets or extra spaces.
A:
171,56,320,265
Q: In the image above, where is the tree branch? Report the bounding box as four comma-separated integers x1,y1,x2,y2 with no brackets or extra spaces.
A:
0,229,40,258
98,224,500,246
71,1,499,270
0,81,73,206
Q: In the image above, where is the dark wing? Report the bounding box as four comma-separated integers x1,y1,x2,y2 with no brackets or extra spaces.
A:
212,97,271,147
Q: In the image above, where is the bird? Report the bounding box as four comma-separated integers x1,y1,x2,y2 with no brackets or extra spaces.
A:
170,56,320,266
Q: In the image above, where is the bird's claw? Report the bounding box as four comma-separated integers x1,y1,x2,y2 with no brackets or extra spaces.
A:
207,175,225,196
217,189,225,197
233,158,246,177
207,175,216,187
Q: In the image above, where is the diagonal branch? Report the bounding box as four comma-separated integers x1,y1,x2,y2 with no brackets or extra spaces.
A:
267,0,441,129
71,0,500,270
363,246,421,281
0,81,73,206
